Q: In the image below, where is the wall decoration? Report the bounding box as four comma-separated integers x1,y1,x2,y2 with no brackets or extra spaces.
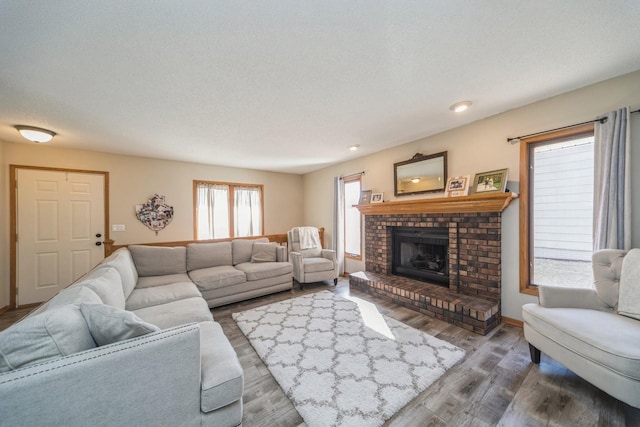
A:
471,169,509,193
358,190,372,204
445,175,470,197
394,151,447,196
135,194,174,235
371,192,384,203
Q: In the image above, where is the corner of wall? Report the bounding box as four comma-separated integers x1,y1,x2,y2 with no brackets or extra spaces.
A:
0,140,8,308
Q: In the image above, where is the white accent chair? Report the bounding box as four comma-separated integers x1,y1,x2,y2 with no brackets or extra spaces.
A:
522,249,640,409
287,227,339,290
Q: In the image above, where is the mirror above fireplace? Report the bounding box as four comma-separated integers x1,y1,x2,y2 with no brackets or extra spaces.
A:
394,151,447,196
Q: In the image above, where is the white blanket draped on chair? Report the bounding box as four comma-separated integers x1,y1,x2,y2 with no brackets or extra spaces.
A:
297,226,321,249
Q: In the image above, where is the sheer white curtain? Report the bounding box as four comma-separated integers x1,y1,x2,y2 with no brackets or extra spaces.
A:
594,107,631,250
234,186,262,237
196,183,230,239
333,177,345,275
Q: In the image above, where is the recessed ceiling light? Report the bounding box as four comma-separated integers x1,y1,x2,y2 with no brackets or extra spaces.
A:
15,125,56,143
449,101,472,113
349,144,360,151
411,178,420,184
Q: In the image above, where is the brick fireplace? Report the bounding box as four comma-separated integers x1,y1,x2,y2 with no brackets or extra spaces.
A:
349,193,517,335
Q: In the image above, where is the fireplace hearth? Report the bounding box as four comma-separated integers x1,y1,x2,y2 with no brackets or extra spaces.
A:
392,227,449,285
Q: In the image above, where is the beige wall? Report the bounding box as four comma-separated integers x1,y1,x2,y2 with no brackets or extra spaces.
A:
303,69,640,321
0,144,304,307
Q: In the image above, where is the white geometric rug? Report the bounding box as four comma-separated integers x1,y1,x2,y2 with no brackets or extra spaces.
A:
232,291,465,426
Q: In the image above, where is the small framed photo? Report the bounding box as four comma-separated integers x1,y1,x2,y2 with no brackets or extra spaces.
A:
371,192,384,203
472,168,509,194
445,175,470,197
358,190,372,204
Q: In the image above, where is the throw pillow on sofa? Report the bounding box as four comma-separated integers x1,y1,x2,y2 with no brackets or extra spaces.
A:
251,242,278,263
232,238,269,265
79,304,160,346
0,304,96,372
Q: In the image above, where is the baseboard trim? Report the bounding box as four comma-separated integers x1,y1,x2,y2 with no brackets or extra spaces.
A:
502,316,523,328
0,305,9,316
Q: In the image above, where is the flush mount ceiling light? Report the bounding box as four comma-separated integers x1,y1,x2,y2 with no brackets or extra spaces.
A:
15,125,56,143
349,144,360,151
449,101,472,113
411,178,420,183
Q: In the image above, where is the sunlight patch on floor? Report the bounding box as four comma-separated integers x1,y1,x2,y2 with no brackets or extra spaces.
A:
346,295,395,340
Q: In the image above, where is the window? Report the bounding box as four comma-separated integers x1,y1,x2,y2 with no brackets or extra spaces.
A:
343,175,362,259
519,123,595,294
194,181,263,240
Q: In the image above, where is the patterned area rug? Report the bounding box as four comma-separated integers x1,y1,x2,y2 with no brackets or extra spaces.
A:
232,291,465,426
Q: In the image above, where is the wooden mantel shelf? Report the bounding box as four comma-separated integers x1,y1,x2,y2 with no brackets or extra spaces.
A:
355,192,519,215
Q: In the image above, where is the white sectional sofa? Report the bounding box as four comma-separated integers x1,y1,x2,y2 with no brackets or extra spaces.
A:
0,238,293,426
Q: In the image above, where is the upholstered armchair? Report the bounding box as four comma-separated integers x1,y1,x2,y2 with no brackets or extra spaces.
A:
522,249,640,409
287,227,338,289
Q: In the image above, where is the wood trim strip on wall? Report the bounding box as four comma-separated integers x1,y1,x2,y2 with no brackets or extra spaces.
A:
105,228,325,257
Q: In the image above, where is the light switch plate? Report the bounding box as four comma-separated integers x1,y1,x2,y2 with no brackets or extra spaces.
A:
111,224,126,232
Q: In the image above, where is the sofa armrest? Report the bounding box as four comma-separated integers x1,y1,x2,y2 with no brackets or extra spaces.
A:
593,249,627,309
538,285,611,311
276,245,287,262
0,324,202,427
321,249,338,275
289,251,304,280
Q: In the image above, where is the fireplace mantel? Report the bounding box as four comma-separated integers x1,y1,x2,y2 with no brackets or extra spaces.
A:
356,192,519,215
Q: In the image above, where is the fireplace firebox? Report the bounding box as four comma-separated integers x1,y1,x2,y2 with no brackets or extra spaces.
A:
391,226,449,285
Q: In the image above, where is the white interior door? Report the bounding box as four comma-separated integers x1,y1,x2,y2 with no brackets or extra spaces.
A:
17,169,105,306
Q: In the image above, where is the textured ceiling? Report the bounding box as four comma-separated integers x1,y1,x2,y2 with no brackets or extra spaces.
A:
1,1,639,174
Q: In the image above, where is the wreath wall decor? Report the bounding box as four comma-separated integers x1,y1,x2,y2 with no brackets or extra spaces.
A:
135,194,174,235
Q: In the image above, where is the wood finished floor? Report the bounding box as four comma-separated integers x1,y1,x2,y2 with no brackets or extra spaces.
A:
2,280,637,426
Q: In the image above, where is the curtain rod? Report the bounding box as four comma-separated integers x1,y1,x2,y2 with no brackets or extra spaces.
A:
339,171,365,180
507,108,640,144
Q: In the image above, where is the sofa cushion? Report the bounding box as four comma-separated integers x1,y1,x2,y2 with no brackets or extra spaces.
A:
80,303,160,346
251,242,278,263
188,266,247,291
47,286,103,310
235,261,293,281
132,297,213,329
187,242,232,271
0,305,95,372
232,238,268,265
135,273,192,289
125,282,202,310
302,257,335,273
129,245,187,276
97,248,139,299
618,248,640,320
522,304,640,381
199,321,244,412
79,267,126,309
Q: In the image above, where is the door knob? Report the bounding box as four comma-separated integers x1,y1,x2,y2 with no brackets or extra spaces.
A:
95,242,102,246
96,233,102,238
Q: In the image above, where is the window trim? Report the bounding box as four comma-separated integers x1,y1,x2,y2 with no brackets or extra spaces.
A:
343,174,363,260
193,180,265,240
519,122,594,295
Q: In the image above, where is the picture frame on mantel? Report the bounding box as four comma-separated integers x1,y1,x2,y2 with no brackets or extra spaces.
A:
444,175,470,197
472,168,508,194
358,190,372,204
371,192,383,203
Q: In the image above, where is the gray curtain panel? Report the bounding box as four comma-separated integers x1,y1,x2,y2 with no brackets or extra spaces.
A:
593,107,631,250
333,176,345,275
